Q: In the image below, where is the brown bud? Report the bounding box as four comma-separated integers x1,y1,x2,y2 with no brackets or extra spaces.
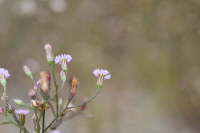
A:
40,72,48,93
70,77,79,98
30,100,38,108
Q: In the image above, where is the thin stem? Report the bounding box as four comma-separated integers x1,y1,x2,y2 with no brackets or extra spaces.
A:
50,64,59,117
65,72,71,101
47,83,64,102
42,109,45,133
34,110,40,133
30,77,38,100
3,86,7,116
67,86,101,109
0,121,12,125
43,98,72,132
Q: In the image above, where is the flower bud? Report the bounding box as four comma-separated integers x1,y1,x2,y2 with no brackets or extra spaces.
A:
0,107,4,114
40,72,48,94
59,98,62,107
44,44,54,65
70,77,79,99
23,66,32,78
60,71,66,82
13,99,25,106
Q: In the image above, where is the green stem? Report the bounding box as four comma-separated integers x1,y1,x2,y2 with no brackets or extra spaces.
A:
51,64,59,117
0,121,12,125
67,86,101,109
3,86,7,116
34,110,40,133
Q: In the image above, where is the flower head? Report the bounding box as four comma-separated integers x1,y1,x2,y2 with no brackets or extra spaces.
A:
54,54,72,71
15,109,30,126
93,69,111,87
0,68,10,79
15,109,30,115
0,68,10,87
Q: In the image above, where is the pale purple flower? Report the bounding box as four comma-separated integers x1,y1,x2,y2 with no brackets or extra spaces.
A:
55,54,72,71
54,54,72,64
0,68,10,79
15,109,30,115
93,69,111,86
93,69,111,79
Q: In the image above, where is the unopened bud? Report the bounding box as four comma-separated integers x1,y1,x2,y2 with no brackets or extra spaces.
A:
23,66,32,78
0,107,4,114
47,71,51,81
44,44,54,65
70,77,79,99
28,89,36,99
59,98,62,108
33,85,38,92
40,72,48,94
60,71,66,82
13,99,25,106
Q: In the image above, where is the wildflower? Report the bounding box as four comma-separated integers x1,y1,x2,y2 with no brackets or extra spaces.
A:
0,68,10,87
54,54,72,72
44,44,54,64
15,109,30,115
23,66,32,78
93,69,111,87
15,109,30,126
70,77,79,99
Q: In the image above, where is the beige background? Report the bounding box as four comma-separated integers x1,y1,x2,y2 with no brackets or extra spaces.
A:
0,0,200,133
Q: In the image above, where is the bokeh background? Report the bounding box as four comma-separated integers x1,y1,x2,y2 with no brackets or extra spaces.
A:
0,0,200,132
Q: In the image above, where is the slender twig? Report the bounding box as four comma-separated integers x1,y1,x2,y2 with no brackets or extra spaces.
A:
50,65,59,117
47,83,64,102
67,87,101,109
0,121,12,125
42,109,45,133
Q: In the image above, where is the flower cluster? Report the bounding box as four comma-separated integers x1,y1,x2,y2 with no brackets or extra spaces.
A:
0,44,111,133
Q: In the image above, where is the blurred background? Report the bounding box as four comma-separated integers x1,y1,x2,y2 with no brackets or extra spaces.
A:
0,0,200,132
